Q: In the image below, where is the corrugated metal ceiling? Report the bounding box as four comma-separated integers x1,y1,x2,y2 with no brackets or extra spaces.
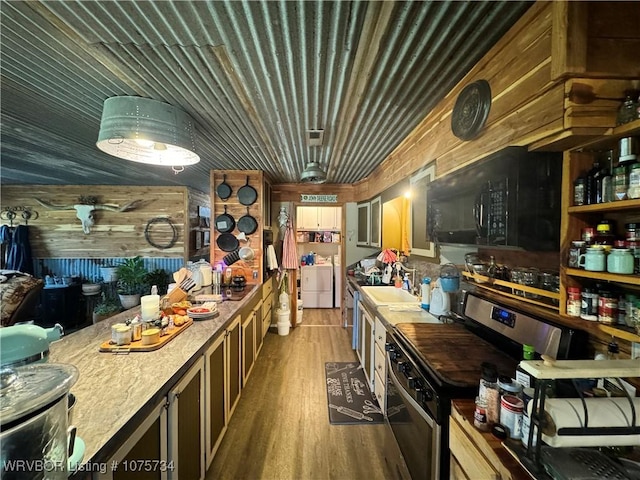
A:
0,0,532,193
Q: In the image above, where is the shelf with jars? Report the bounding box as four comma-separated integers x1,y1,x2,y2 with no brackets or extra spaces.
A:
561,121,640,343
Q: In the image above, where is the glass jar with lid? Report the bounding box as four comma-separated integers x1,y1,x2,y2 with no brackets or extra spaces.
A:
628,163,640,199
592,220,617,252
613,165,628,201
617,91,638,125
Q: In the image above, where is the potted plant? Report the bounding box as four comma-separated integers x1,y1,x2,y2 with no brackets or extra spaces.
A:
100,262,120,283
116,256,148,308
82,275,102,296
92,292,121,324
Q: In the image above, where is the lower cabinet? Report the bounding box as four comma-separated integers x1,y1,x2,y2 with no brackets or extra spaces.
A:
373,317,387,407
101,358,205,480
242,310,256,384
167,357,205,480
358,301,375,392
205,314,241,468
254,300,265,356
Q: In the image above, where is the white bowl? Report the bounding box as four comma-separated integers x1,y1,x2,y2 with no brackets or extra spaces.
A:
82,283,101,294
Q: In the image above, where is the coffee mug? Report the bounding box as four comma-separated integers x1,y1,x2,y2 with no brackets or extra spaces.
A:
578,247,605,271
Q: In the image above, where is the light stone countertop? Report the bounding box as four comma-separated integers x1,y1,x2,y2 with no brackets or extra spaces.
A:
48,285,260,465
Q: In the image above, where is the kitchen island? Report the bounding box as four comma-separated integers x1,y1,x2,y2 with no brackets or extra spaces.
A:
48,285,261,476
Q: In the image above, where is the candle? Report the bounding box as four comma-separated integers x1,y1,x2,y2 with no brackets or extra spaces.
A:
140,294,160,321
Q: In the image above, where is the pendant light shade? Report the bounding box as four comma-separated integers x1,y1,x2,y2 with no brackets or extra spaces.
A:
96,96,199,166
300,162,327,184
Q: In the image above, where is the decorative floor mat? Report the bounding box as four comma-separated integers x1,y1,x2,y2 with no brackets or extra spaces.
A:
324,362,383,425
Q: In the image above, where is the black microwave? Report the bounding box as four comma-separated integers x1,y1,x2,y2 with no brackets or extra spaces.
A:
427,147,562,251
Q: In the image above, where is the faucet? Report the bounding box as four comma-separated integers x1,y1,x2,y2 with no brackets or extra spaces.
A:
394,262,417,296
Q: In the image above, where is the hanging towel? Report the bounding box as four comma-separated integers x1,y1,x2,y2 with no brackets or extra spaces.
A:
266,244,279,270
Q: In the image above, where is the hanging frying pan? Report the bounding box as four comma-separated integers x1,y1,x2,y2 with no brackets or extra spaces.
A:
238,176,258,206
214,205,235,233
216,233,239,252
237,207,258,235
216,174,232,201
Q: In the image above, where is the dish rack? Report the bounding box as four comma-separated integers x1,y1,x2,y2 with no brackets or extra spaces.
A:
461,271,560,311
512,358,640,477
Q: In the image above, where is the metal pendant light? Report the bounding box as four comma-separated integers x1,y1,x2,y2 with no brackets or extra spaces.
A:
300,162,327,184
96,96,199,167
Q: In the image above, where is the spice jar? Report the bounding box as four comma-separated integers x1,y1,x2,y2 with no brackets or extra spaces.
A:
474,397,489,431
478,362,500,425
569,241,586,268
573,177,585,206
613,166,628,201
628,163,640,199
567,287,581,317
617,91,638,126
598,290,618,324
580,288,599,321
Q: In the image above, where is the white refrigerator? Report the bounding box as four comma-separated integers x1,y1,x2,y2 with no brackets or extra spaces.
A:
300,265,333,308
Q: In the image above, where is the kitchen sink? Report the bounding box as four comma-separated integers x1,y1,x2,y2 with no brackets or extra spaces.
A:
360,286,419,306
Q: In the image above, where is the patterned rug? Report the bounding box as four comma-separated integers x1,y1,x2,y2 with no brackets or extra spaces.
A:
324,362,384,424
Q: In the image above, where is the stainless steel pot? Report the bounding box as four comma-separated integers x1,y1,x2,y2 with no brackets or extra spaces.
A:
0,363,78,479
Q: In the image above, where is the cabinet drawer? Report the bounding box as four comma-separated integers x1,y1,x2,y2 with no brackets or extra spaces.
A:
262,279,273,301
374,317,386,350
374,343,386,379
449,416,499,480
374,370,385,410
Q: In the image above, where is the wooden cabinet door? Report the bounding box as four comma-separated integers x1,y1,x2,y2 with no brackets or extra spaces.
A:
254,300,264,355
242,313,256,385
168,357,205,480
205,333,226,468
227,315,242,418
103,400,168,480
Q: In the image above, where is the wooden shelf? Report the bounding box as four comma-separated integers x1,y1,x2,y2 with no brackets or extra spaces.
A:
564,267,640,286
571,119,640,150
519,358,640,380
568,198,640,213
461,271,559,311
598,323,640,344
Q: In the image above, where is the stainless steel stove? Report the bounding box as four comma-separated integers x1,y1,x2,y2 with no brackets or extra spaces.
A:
384,291,587,479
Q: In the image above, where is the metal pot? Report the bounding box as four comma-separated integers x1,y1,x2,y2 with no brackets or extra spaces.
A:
0,323,63,368
0,363,79,479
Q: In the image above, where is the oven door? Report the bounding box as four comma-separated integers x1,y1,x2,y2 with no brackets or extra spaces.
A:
385,355,441,480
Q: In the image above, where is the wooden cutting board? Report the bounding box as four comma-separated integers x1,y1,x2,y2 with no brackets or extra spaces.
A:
99,318,193,352
395,323,517,388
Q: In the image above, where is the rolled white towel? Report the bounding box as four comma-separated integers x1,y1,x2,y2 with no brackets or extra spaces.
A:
267,244,278,270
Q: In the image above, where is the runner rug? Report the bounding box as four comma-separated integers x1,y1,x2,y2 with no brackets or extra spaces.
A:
324,362,383,425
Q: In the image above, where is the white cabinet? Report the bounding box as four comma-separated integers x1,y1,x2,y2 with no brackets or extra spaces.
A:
356,196,381,247
358,302,375,392
409,165,436,257
373,317,387,407
300,265,333,308
297,206,341,230
167,356,205,480
357,203,371,246
204,314,241,468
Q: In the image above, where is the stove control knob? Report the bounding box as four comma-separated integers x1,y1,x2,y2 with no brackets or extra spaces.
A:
418,387,434,402
408,377,420,390
399,362,412,375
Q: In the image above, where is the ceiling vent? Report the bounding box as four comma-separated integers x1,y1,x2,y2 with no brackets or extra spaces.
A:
300,162,327,184
306,129,324,146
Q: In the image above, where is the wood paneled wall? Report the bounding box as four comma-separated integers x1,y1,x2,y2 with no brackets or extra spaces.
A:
0,185,208,261
210,170,264,284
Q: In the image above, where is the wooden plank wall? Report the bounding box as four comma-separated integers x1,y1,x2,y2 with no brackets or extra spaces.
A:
1,185,197,260
210,170,264,284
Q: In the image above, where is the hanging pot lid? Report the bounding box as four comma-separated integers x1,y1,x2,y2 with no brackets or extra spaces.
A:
0,363,78,425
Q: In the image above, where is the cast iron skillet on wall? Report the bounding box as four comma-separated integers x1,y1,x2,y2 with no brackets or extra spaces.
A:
237,207,258,235
216,233,239,252
237,176,257,206
214,206,235,233
216,174,232,201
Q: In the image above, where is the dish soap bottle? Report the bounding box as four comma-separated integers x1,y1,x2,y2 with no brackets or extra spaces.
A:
420,277,431,310
402,273,411,291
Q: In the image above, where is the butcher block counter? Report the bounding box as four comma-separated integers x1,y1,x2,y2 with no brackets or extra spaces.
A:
48,285,260,467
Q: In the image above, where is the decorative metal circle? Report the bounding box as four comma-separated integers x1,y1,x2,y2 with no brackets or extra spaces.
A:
144,217,178,249
451,80,491,141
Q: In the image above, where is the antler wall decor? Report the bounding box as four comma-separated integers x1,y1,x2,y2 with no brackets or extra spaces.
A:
35,197,143,234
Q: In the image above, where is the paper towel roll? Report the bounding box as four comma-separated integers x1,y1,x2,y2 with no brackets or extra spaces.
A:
527,397,640,447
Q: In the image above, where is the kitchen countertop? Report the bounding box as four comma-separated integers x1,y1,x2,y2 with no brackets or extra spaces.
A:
48,285,260,465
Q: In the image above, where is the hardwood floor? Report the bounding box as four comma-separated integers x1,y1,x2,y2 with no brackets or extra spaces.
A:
206,308,394,480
